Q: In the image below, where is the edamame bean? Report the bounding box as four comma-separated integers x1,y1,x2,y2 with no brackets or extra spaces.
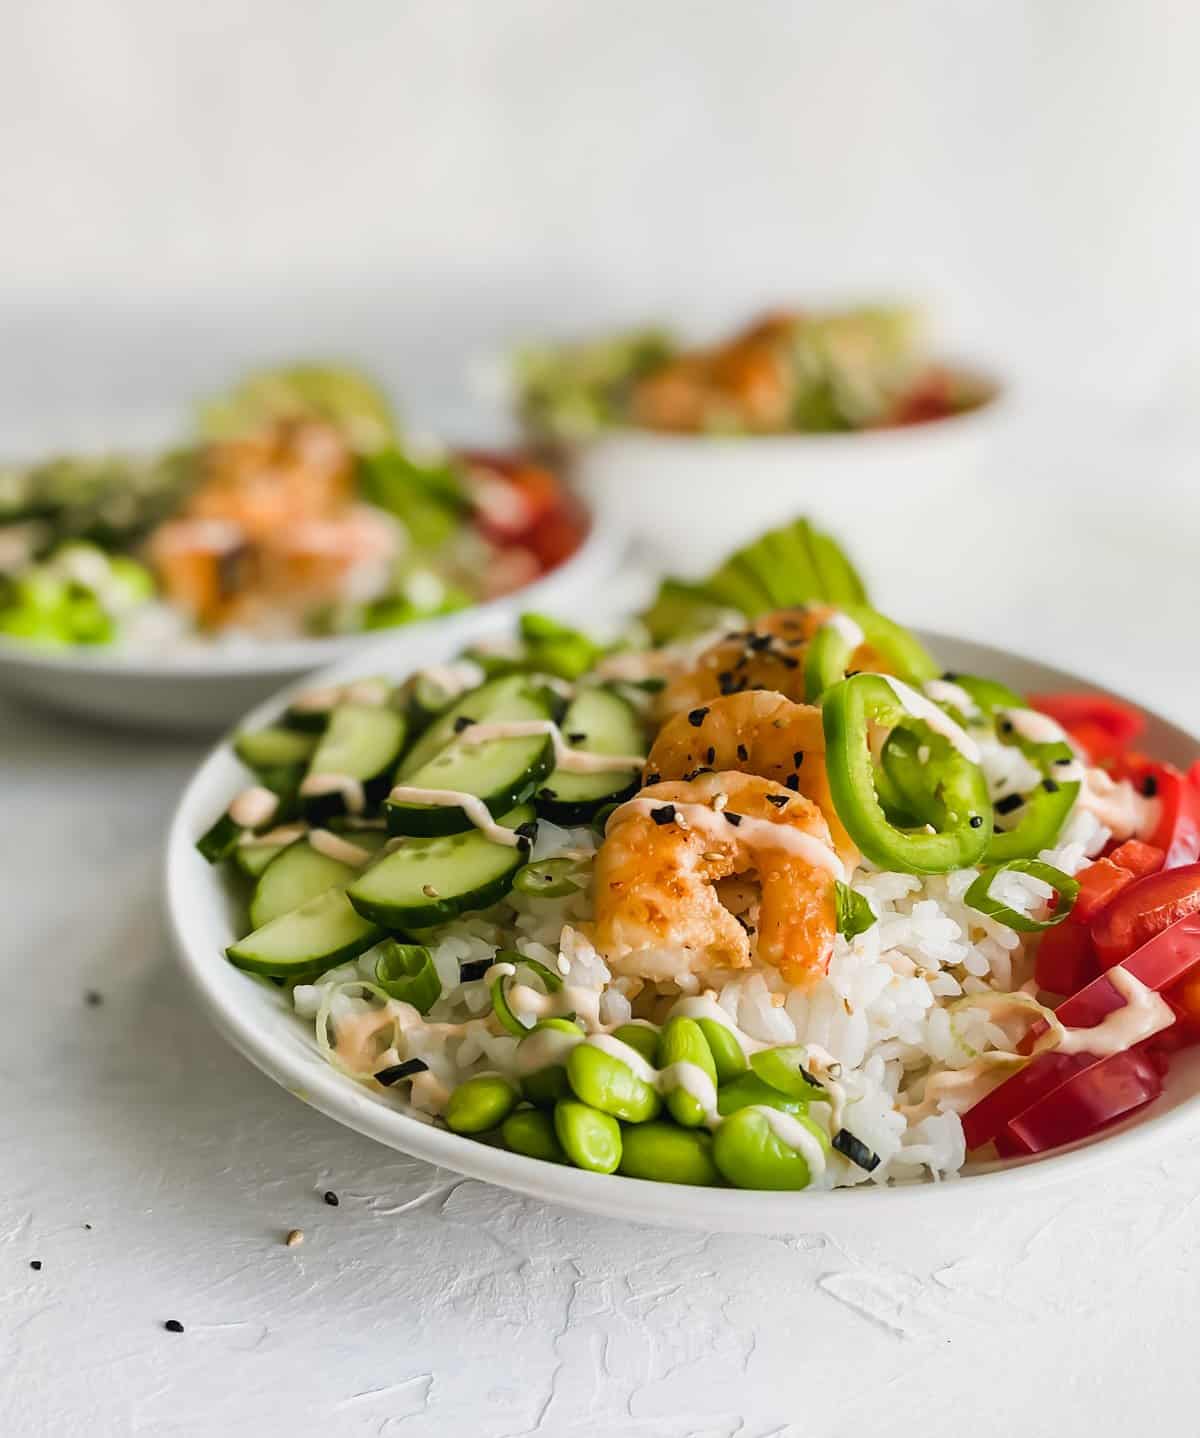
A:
445,1074,520,1135
501,1107,567,1163
716,1072,813,1118
656,1017,718,1128
697,1018,748,1084
618,1122,720,1186
519,1018,583,1107
554,1099,622,1173
566,1041,661,1123
610,1022,660,1064
749,1045,826,1101
712,1107,831,1190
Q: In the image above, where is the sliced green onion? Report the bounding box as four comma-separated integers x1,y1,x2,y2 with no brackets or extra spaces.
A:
964,860,1079,933
489,948,565,1037
834,880,876,939
513,857,588,899
373,941,441,1013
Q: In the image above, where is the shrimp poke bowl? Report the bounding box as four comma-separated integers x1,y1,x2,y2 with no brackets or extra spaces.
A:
170,517,1200,1224
0,364,610,728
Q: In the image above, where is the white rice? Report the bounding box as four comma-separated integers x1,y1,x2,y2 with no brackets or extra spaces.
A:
295,737,1114,1188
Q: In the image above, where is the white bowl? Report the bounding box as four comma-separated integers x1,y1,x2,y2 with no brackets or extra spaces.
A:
567,385,1008,581
0,513,623,733
165,624,1200,1233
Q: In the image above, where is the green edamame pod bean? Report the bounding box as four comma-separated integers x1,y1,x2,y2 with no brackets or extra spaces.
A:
610,1022,660,1064
566,1040,661,1123
618,1123,720,1186
749,1045,827,1102
501,1107,567,1163
697,1018,748,1083
554,1099,622,1173
518,1018,583,1107
445,1074,520,1135
712,1107,831,1190
716,1073,813,1118
656,1017,718,1128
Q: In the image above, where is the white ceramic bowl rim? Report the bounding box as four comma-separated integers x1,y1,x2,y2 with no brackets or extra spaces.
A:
165,626,1200,1231
0,511,619,678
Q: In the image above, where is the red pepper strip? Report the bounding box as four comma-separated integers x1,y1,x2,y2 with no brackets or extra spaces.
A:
1107,840,1165,878
1028,693,1145,764
1092,861,1200,967
1110,757,1200,870
992,1047,1163,1157
962,909,1200,1149
1035,922,1099,996
1073,859,1137,923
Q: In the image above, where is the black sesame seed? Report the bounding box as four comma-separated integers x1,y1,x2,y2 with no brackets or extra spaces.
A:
736,744,749,762
724,812,743,827
687,708,709,728
323,1191,340,1207
515,820,539,840
1142,774,1159,798
785,774,800,792
164,1320,184,1333
832,1128,881,1172
969,815,983,828
1054,757,1074,766
453,715,475,733
30,1260,42,1271
766,794,789,808
747,633,772,651
1042,778,1060,794
374,1058,430,1087
458,958,492,982
643,772,661,786
793,751,805,768
84,990,103,1007
995,793,1025,815
567,732,586,744
651,804,677,826
779,655,799,670
705,746,716,764
537,786,557,800
941,671,959,683
1000,719,1014,733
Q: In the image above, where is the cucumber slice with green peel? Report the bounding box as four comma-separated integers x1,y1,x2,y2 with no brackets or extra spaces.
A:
388,731,554,837
227,888,381,978
349,804,534,928
234,726,318,772
196,811,244,864
234,834,295,878
249,840,359,930
302,703,408,820
535,687,645,823
398,675,551,778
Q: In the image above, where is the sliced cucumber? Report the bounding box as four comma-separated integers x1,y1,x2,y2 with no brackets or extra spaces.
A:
234,726,318,772
535,686,644,823
399,675,546,777
249,839,358,930
348,804,534,928
234,833,297,878
196,811,243,864
389,677,555,837
227,888,381,978
302,703,408,820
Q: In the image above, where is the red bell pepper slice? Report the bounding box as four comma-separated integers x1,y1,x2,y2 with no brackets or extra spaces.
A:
992,1046,1163,1156
962,909,1200,1149
1106,839,1165,878
1109,758,1200,869
1028,693,1145,764
1034,921,1099,996
1091,862,1200,967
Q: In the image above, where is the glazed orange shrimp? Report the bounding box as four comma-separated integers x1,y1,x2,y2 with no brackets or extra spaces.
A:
660,607,892,715
644,690,859,868
592,771,840,990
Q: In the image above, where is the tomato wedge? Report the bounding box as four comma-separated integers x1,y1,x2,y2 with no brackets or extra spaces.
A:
1028,693,1145,764
992,1047,1164,1157
1091,862,1200,967
962,909,1200,1149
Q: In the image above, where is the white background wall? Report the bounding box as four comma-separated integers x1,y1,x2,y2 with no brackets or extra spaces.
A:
2,0,1198,441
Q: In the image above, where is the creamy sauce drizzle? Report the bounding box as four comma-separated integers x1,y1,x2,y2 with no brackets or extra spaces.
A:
308,829,373,866
1057,966,1174,1056
999,707,1068,746
924,679,980,716
292,677,391,713
456,719,644,775
821,612,865,649
881,677,982,763
1076,768,1160,841
388,786,525,847
229,785,279,829
300,772,366,814
605,796,846,880
239,822,307,849
415,660,485,701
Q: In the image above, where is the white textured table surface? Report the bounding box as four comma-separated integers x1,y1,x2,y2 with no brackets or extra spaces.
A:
5,404,1200,1437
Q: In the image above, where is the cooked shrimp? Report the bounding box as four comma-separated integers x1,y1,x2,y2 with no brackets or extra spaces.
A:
660,607,893,715
644,689,858,867
592,771,840,990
